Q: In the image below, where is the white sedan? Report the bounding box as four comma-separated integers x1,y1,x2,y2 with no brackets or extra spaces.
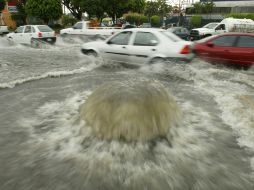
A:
7,25,56,46
81,28,194,64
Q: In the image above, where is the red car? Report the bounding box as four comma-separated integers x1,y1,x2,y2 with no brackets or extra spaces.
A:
193,33,254,69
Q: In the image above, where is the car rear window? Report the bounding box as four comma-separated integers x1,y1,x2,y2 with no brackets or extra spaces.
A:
236,36,254,48
160,31,182,42
37,26,54,32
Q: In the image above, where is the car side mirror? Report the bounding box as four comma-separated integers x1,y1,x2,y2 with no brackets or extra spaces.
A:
207,41,214,47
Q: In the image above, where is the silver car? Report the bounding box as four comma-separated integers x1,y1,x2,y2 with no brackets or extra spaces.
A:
81,28,194,64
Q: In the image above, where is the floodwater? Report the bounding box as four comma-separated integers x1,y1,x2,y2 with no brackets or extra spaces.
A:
0,36,254,190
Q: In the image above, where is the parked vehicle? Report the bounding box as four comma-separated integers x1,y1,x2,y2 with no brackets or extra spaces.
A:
167,27,190,40
7,25,56,46
0,25,9,35
60,21,122,38
81,28,194,65
139,23,152,28
122,24,136,29
193,32,254,69
190,18,254,41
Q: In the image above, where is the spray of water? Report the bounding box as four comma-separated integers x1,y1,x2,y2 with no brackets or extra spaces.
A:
79,80,181,141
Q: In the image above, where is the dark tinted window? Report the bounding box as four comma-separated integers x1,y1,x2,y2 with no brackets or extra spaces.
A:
236,36,254,48
24,26,31,33
211,36,237,47
16,26,24,33
37,25,53,32
73,22,83,29
215,24,225,30
108,31,132,45
133,32,159,46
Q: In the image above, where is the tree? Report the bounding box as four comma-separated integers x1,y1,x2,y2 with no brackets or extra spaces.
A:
80,0,107,21
62,0,83,20
202,0,214,14
150,15,160,27
128,0,146,14
105,0,130,23
0,0,5,12
11,0,28,25
144,0,172,18
25,0,62,24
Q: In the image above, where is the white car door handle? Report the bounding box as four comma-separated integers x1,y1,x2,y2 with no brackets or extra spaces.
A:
122,46,126,49
151,48,156,51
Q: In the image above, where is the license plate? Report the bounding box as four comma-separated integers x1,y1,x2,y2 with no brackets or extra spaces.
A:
47,38,52,42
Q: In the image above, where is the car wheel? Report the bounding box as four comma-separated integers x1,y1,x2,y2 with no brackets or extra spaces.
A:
86,50,98,57
7,37,14,45
31,38,39,48
149,57,165,64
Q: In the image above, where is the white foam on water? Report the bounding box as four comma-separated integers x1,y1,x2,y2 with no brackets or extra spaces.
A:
18,82,253,189
186,60,254,172
0,64,98,89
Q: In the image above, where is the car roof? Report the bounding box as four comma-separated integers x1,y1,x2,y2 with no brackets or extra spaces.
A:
217,32,254,37
19,25,49,27
123,28,165,32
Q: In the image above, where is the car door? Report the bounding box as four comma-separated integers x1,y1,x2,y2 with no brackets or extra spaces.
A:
23,26,33,44
202,35,237,63
232,35,254,65
101,31,133,63
12,26,25,43
128,31,160,64
214,24,226,34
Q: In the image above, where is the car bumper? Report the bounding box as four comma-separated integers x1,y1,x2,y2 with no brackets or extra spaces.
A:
38,37,57,44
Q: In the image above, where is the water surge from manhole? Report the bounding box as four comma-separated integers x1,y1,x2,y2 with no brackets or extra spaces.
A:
79,80,181,141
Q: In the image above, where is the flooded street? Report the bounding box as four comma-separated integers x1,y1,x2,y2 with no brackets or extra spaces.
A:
1,36,254,190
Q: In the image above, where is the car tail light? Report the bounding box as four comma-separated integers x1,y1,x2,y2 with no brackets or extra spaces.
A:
180,45,190,54
38,32,42,38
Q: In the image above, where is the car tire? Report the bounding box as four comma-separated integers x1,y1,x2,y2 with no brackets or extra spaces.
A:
7,37,14,45
31,38,39,48
149,57,165,64
86,50,98,57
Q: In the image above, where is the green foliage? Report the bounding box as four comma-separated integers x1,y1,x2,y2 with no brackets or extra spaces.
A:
187,1,215,14
225,13,254,20
62,14,78,26
128,0,146,13
145,0,172,17
62,0,83,20
124,13,148,25
150,15,160,27
11,0,28,25
25,0,62,23
191,15,202,28
80,0,107,21
0,0,5,12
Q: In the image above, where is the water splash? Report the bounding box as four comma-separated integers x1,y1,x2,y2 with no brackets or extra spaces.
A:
79,80,181,141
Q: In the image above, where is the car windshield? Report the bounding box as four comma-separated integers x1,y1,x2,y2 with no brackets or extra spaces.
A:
37,25,54,32
160,31,182,42
203,23,218,29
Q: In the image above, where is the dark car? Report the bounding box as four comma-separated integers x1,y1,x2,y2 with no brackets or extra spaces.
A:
167,27,190,41
193,33,254,69
122,24,136,29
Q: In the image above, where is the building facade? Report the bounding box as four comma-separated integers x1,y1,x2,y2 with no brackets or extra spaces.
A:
200,0,254,13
